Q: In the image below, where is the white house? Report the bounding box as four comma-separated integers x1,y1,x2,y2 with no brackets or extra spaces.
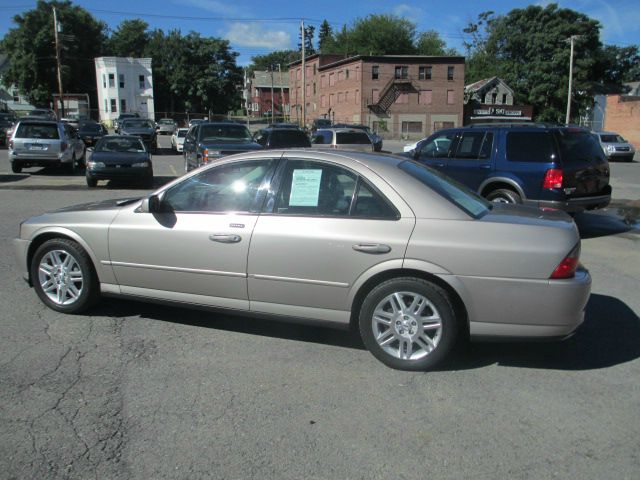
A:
94,57,154,124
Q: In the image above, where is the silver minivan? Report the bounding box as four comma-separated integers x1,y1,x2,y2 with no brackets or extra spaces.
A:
9,120,85,173
311,128,374,152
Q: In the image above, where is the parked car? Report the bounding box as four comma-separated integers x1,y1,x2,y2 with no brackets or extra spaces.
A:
333,123,383,151
61,113,90,129
183,122,262,172
8,119,85,173
253,127,311,149
157,118,177,135
311,128,374,152
14,150,591,371
268,122,301,129
0,112,17,146
85,135,153,188
311,118,332,132
188,118,206,128
119,118,157,152
114,113,140,133
404,124,611,212
171,128,189,152
594,131,635,162
77,121,108,147
28,108,56,120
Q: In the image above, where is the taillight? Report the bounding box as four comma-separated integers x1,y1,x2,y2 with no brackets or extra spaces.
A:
60,141,68,152
203,149,209,163
8,139,13,149
543,168,563,189
550,243,580,279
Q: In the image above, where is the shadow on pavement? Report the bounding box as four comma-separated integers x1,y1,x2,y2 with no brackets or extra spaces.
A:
574,202,640,239
0,174,29,183
440,294,640,372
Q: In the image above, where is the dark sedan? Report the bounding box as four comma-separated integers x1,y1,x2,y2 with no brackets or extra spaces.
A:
119,118,157,153
77,122,108,148
85,135,153,188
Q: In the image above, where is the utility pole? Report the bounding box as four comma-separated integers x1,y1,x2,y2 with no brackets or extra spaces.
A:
53,7,65,118
278,63,286,122
301,19,306,128
565,35,580,125
269,65,275,122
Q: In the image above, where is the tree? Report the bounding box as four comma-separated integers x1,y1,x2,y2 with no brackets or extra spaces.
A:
329,14,417,56
462,11,498,83
0,0,107,107
298,25,315,55
593,44,640,91
318,20,333,53
416,30,458,56
106,19,149,57
249,50,299,75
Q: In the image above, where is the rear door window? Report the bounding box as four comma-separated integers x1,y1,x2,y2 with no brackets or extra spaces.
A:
506,132,556,163
336,131,371,145
454,131,485,159
417,131,456,160
556,130,604,164
312,130,333,145
270,130,311,148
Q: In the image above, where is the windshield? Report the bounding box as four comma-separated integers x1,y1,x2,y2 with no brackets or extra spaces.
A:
122,119,154,129
95,137,146,152
399,160,491,218
199,124,251,142
177,129,188,138
600,134,626,143
79,123,103,133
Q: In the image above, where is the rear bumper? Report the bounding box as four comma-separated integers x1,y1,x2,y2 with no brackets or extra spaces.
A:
9,152,71,166
450,268,591,340
536,193,611,213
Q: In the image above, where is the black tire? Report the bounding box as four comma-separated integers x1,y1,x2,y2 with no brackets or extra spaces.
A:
86,176,97,187
11,162,22,173
358,277,459,371
30,238,99,314
67,155,77,174
486,188,522,204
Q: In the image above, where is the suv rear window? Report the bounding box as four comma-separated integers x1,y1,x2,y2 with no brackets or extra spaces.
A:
336,131,371,144
270,130,311,148
556,130,604,164
506,132,555,163
15,123,59,139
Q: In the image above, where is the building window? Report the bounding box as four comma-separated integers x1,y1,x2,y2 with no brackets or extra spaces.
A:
434,121,455,131
329,73,335,86
419,66,432,80
395,66,409,80
313,82,316,94
321,75,327,87
120,99,126,112
372,65,379,80
491,92,497,104
345,91,349,103
447,90,455,104
297,68,301,80
447,66,454,80
338,92,344,103
108,73,115,88
119,74,125,88
502,93,508,104
139,75,145,89
329,94,334,106
355,89,360,104
338,71,343,82
402,121,423,134
321,95,327,108
110,98,117,113
418,90,432,104
313,64,316,75
102,74,106,88
345,69,349,79
13,92,20,102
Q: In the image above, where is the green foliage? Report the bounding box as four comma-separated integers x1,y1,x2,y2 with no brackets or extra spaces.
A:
249,50,299,74
0,0,107,106
318,20,333,53
593,45,640,90
106,19,149,57
330,14,418,56
416,30,458,56
298,25,315,55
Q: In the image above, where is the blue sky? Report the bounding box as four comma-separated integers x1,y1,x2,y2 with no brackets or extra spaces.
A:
1,0,638,65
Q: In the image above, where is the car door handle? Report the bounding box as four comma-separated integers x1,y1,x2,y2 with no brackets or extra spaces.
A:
209,234,242,243
352,244,391,254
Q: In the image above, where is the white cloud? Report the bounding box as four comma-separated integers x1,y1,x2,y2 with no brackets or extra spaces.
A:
224,23,291,49
392,4,424,20
176,0,238,16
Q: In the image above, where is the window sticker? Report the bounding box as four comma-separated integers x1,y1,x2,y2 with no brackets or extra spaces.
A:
289,169,323,206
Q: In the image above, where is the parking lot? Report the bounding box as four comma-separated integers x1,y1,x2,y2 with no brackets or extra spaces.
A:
1,135,639,479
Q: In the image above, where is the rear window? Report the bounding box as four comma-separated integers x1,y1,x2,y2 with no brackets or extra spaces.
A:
556,130,604,164
15,123,59,139
336,131,371,145
506,132,556,163
79,123,103,133
599,134,624,143
270,130,311,148
312,130,333,144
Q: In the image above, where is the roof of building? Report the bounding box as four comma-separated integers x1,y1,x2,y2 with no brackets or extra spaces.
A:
624,81,640,96
465,77,514,96
252,71,289,89
289,54,465,70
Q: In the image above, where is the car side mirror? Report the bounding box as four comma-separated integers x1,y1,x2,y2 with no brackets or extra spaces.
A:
140,193,162,213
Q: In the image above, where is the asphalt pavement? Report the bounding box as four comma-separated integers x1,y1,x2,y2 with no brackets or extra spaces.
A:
0,135,638,479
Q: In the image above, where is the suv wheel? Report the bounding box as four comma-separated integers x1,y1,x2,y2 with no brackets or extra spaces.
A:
11,162,22,174
486,188,522,204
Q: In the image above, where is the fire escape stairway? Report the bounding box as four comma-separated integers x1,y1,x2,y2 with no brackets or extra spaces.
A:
368,77,415,115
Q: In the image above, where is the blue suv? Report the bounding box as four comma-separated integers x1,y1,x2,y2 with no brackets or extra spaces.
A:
404,124,611,212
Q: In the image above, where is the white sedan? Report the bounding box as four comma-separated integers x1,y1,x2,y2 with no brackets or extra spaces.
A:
171,128,189,152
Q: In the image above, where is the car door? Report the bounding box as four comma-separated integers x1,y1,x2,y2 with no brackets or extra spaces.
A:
108,158,278,309
247,158,415,323
414,130,458,173
444,130,494,191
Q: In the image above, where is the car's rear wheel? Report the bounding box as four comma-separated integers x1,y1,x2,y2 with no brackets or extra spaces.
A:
67,154,77,174
86,176,97,187
486,188,522,204
31,238,99,313
11,161,22,173
359,277,458,371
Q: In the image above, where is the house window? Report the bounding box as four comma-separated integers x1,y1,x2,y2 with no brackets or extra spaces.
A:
102,74,106,88
447,90,455,104
418,90,432,104
447,66,454,80
104,99,108,113
119,74,125,88
296,68,301,80
108,73,115,88
139,75,145,89
419,66,432,80
492,92,497,104
502,93,508,104
120,99,126,112
395,66,408,80
402,121,423,134
110,98,117,113
372,65,379,80
338,71,343,82
13,92,20,102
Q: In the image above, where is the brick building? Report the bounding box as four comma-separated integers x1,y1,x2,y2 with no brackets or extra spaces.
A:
289,54,465,138
603,94,640,149
245,70,290,117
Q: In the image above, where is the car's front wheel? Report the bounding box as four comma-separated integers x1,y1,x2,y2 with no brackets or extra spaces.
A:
359,277,458,371
11,161,22,173
30,238,99,313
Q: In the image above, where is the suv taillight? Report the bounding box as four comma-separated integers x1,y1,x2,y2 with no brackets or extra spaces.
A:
550,243,580,279
543,168,563,189
8,139,13,149
203,149,209,163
